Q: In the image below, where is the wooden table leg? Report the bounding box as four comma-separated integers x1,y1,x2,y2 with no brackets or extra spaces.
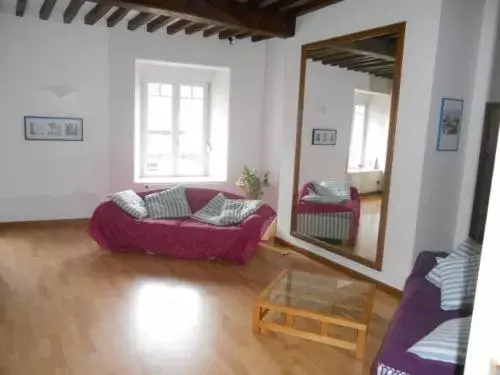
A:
356,329,366,360
252,305,262,334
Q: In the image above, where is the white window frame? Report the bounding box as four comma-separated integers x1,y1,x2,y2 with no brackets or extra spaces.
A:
348,103,368,172
139,80,211,181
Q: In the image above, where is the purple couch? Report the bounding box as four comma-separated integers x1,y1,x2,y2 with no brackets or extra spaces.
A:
89,188,276,264
372,251,472,375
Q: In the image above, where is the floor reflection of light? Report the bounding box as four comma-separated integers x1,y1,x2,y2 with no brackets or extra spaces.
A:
131,282,203,355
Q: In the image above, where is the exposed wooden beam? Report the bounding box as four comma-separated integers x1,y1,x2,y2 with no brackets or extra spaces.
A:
236,33,252,40
185,23,209,35
311,39,396,62
292,0,344,15
39,0,57,20
63,0,85,23
16,0,27,17
166,19,190,35
251,35,272,42
95,0,295,37
107,7,129,27
147,15,172,32
128,12,155,30
203,26,225,38
218,29,242,39
85,3,113,25
349,60,393,70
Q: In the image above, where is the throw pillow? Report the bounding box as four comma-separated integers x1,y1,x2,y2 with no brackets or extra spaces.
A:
144,186,191,219
452,237,482,257
425,257,445,288
408,316,471,365
192,193,262,226
439,254,481,311
302,188,347,204
319,180,352,200
110,189,148,219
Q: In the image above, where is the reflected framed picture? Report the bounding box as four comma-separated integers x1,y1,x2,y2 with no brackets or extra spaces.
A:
437,98,463,151
312,128,337,145
24,116,83,141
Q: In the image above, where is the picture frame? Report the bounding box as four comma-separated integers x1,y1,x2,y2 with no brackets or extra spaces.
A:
312,128,337,145
24,116,83,141
437,98,463,151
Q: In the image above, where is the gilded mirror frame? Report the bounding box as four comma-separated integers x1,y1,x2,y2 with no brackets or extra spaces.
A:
290,22,406,271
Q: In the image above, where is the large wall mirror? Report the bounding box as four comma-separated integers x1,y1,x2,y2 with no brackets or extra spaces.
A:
291,23,406,270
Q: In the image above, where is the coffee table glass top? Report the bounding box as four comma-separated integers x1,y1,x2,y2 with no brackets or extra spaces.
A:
259,270,376,323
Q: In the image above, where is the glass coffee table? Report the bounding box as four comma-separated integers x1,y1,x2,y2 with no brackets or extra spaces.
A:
253,269,376,359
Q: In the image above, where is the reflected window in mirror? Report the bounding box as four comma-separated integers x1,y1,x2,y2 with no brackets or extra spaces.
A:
291,23,406,270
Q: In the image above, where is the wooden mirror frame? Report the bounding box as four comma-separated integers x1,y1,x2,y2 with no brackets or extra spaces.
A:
290,22,406,271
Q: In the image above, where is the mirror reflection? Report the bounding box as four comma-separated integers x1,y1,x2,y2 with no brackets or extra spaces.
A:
292,25,404,269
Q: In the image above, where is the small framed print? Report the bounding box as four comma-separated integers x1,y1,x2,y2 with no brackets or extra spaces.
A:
312,128,337,145
437,98,463,151
24,116,83,141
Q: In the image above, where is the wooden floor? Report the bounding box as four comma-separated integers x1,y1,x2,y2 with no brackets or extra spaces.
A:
0,222,398,375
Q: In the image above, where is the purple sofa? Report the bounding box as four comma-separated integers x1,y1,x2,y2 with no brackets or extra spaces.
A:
372,251,472,375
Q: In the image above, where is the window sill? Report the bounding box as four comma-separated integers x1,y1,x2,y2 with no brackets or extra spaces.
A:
135,176,227,185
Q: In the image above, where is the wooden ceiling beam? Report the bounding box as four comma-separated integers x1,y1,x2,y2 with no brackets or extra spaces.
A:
236,33,252,40
347,60,392,69
166,19,190,35
16,0,27,16
251,35,271,42
107,7,129,27
314,39,397,62
203,26,225,38
94,0,295,37
39,0,57,20
63,0,85,23
85,3,113,25
185,23,209,35
218,29,242,39
147,15,172,32
128,12,155,30
291,0,344,15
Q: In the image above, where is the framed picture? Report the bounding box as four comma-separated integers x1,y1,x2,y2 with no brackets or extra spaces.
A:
437,98,463,151
312,128,337,145
24,116,83,141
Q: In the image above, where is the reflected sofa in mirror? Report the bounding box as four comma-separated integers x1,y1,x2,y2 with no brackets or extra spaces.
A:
291,23,406,270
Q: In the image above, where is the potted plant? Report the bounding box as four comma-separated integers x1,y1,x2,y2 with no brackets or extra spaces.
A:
235,166,270,200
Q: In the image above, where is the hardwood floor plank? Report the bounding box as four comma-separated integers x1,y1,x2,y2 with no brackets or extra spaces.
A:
0,224,397,374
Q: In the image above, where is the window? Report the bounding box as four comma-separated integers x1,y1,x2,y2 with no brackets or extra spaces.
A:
140,81,209,179
348,104,366,170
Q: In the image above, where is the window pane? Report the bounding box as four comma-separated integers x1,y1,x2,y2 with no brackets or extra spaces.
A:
147,96,172,131
180,85,192,98
148,83,160,96
179,97,204,176
355,104,365,114
145,133,173,176
348,111,365,170
160,84,172,97
192,86,204,99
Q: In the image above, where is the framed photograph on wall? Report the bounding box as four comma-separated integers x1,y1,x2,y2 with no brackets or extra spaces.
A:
312,128,337,145
437,98,463,151
24,116,83,141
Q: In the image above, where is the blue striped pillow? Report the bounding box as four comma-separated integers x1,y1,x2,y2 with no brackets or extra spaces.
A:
110,190,148,219
439,255,480,310
426,256,445,288
144,186,191,219
452,237,482,257
408,316,471,365
319,180,351,200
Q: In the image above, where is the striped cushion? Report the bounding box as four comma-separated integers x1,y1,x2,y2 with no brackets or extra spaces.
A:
452,237,482,257
110,190,148,219
192,193,262,226
439,255,481,310
302,188,347,204
144,186,191,219
319,180,351,200
408,316,472,364
426,256,445,288
376,364,409,375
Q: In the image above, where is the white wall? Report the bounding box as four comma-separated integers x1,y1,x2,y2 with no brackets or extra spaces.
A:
272,0,444,289
414,0,488,258
0,15,109,222
299,61,370,187
0,11,268,222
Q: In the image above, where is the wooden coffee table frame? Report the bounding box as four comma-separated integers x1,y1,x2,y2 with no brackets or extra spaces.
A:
252,270,376,359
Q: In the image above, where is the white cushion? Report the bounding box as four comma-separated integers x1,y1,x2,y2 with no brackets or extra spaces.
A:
110,190,148,219
408,316,471,365
302,188,346,204
144,186,191,219
426,257,445,288
439,255,481,310
319,180,351,200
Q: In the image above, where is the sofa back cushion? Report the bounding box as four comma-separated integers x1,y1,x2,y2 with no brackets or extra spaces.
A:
144,186,191,219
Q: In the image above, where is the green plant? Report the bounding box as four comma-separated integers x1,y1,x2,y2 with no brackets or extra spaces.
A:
235,166,270,199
